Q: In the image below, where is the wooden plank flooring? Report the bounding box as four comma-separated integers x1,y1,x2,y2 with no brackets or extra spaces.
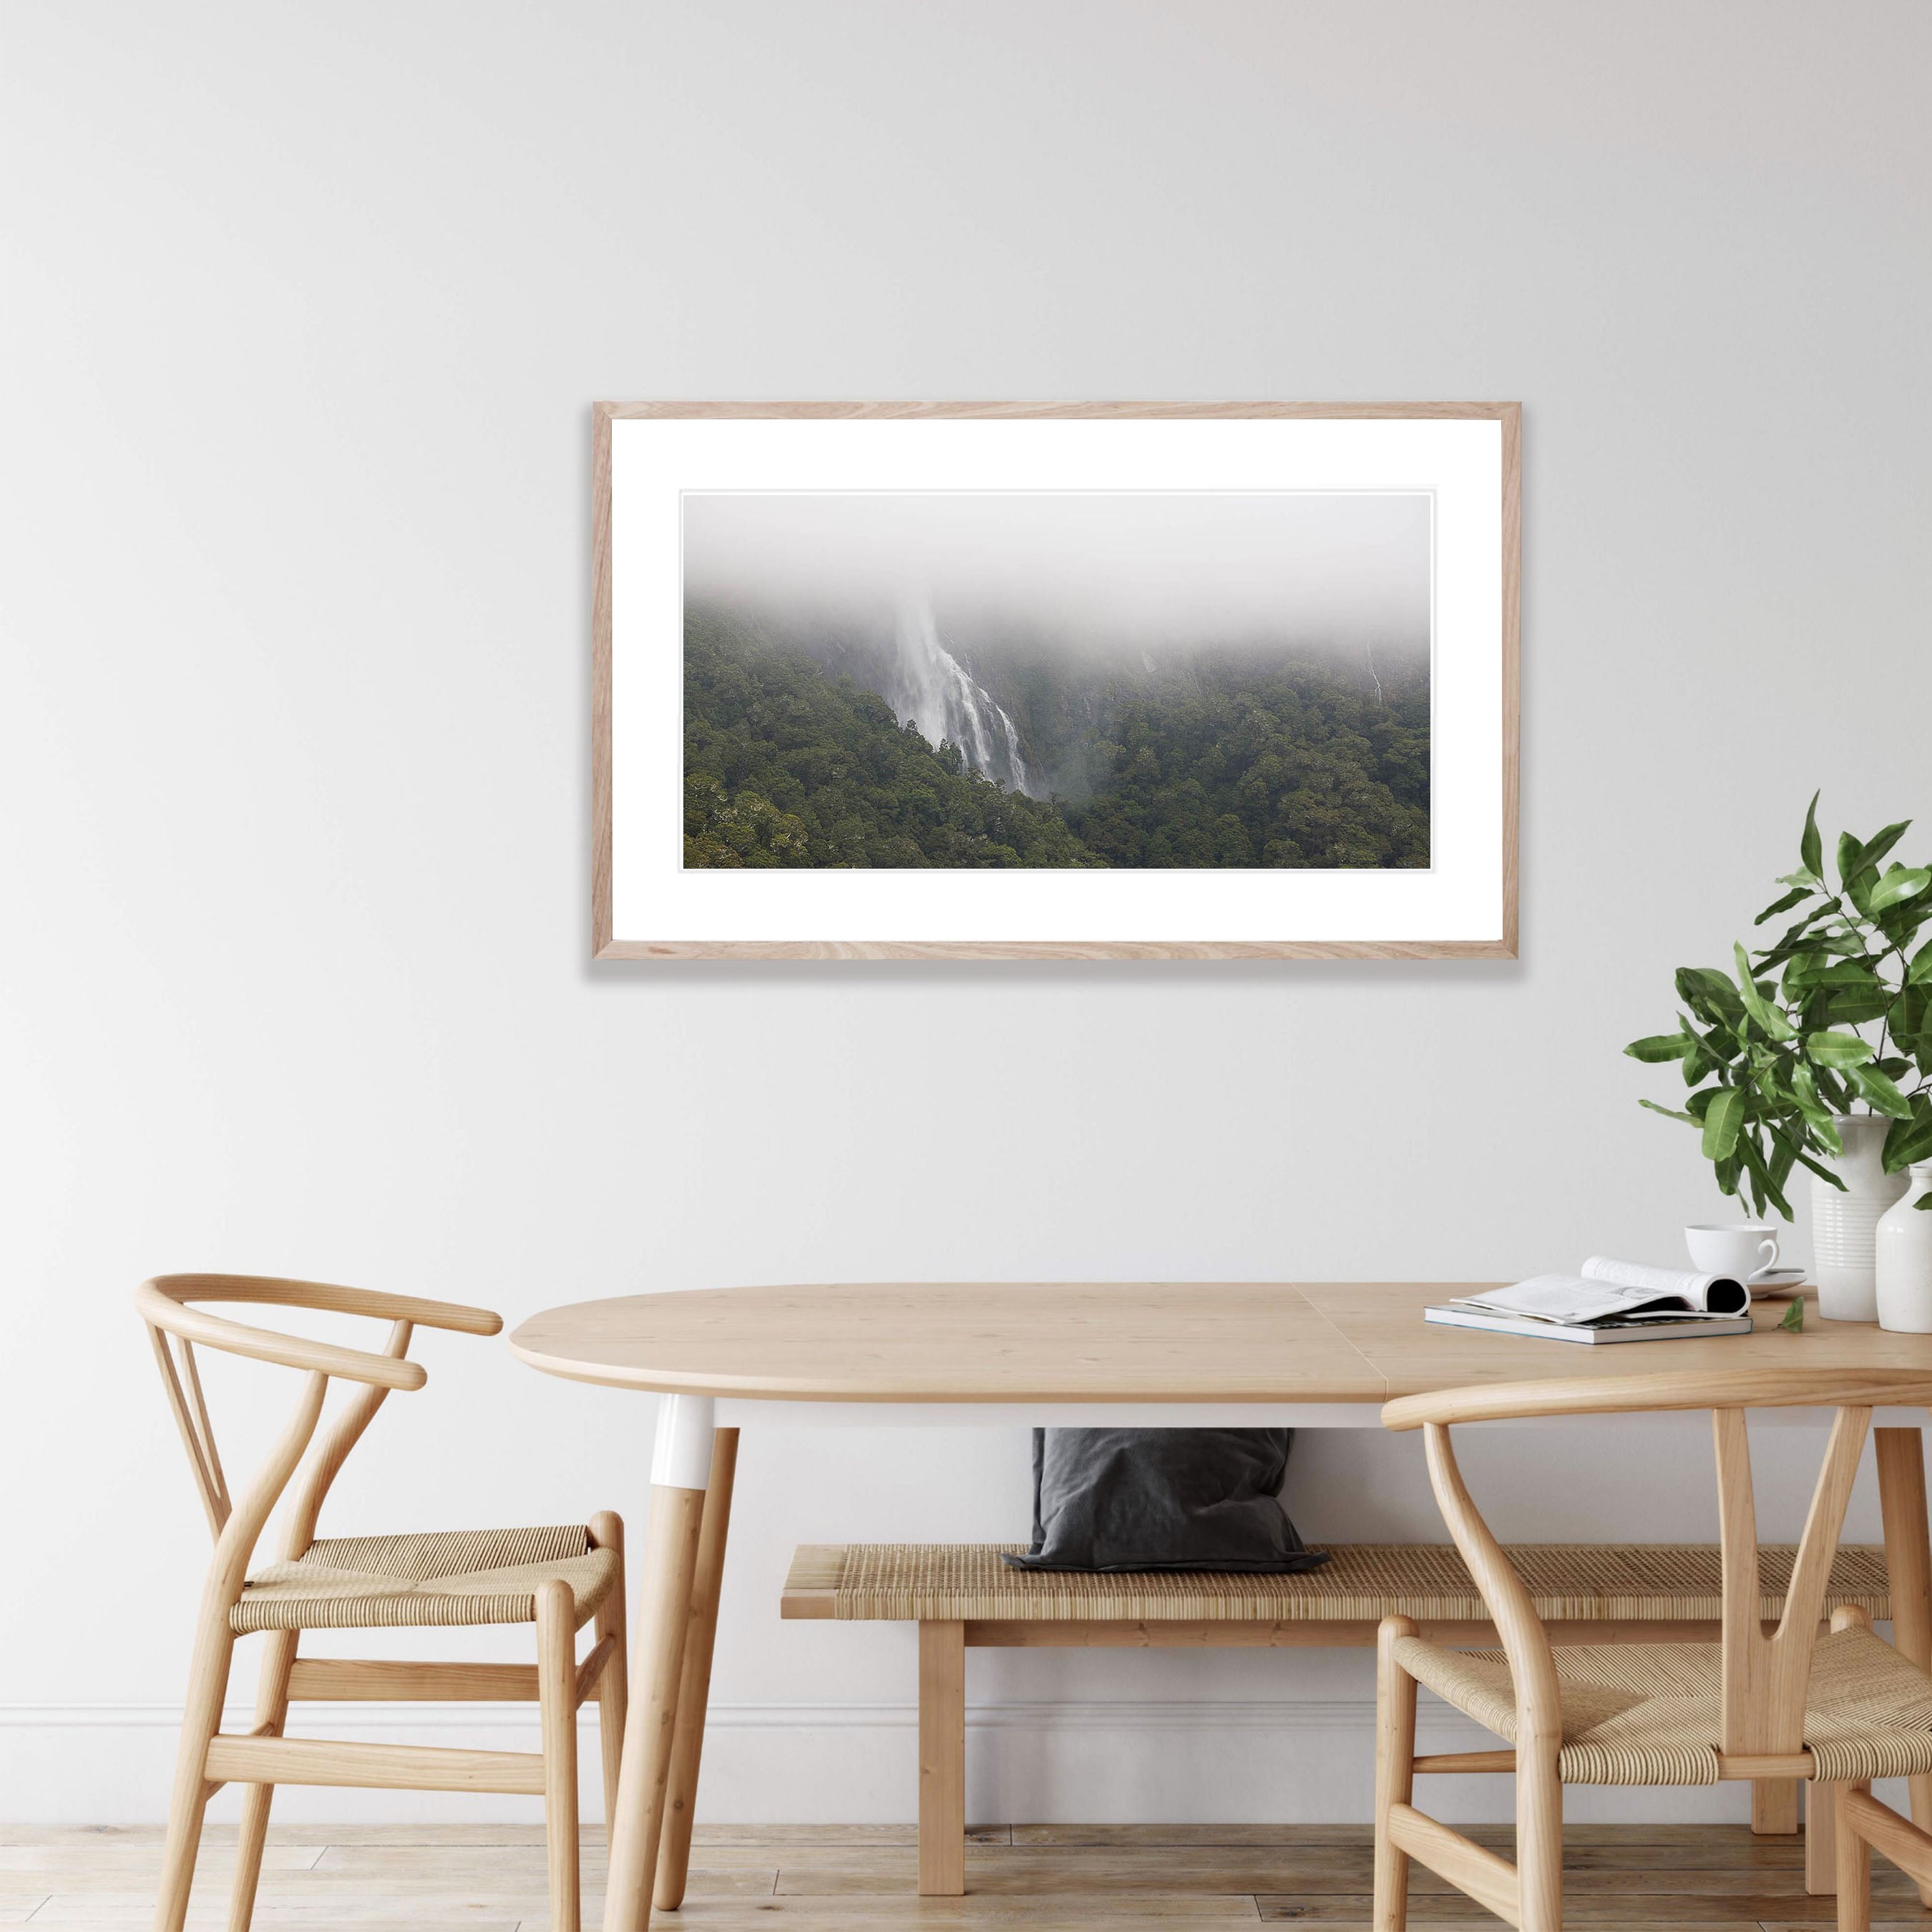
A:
6,1820,1931,1929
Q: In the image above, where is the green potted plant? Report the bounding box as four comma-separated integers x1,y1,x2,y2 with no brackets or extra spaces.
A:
1626,794,1932,1319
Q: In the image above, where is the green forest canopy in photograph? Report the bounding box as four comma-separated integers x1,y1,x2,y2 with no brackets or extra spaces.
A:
680,489,1431,872
683,608,1429,870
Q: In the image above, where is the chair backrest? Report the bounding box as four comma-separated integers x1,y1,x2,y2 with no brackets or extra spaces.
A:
137,1274,502,1601
1382,1367,1932,1759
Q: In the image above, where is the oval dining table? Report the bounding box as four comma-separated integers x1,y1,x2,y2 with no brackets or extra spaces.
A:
509,1280,1932,1932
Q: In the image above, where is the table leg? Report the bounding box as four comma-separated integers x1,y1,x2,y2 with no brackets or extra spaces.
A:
1876,1427,1932,1906
602,1395,713,1932
654,1428,740,1911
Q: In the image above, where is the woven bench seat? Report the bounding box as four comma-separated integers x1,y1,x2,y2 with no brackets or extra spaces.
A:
784,1538,1895,1896
781,1541,1892,1629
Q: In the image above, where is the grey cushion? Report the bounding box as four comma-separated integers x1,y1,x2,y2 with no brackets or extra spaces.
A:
1002,1428,1330,1574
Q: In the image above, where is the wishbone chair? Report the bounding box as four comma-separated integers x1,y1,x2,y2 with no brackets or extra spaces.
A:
137,1274,628,1932
1372,1365,1932,1932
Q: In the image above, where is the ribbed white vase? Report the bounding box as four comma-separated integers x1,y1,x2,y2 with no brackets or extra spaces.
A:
1813,1113,1911,1321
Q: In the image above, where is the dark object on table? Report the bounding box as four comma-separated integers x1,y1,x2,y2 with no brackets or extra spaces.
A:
1002,1428,1330,1573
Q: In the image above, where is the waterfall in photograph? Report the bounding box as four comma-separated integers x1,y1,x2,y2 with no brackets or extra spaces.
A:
887,590,1037,796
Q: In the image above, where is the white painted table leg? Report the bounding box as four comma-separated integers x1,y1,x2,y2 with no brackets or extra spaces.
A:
655,1428,739,1911
602,1396,713,1932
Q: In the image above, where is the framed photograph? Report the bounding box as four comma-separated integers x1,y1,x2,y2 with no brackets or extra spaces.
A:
594,402,1518,960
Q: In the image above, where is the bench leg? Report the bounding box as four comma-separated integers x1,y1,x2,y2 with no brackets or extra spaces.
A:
918,1620,966,1896
1752,1777,1800,1833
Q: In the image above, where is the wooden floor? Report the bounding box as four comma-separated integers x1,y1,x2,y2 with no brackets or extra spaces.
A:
6,1820,1931,1930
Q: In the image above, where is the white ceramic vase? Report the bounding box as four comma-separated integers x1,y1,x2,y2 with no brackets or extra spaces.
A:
1876,1162,1932,1333
1813,1113,1911,1321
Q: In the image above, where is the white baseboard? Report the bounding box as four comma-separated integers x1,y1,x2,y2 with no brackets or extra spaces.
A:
0,1694,1482,1734
0,1698,1784,1828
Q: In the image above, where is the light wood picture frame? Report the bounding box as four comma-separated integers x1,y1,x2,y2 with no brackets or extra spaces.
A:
593,401,1519,960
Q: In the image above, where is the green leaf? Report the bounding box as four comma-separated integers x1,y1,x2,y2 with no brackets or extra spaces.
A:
1911,1014,1932,1079
1769,1132,1797,1194
1755,885,1813,926
1838,829,1864,890
1781,949,1825,1002
1626,1033,1696,1063
1738,1133,1793,1220
1847,1061,1913,1118
1814,1065,1853,1113
1789,960,1885,990
1910,936,1932,985
1854,820,1913,878
1801,791,1823,878
1733,943,1795,1039
1767,1118,1846,1189
1677,967,1747,1030
1683,1024,1730,1083
1883,1106,1932,1172
1869,865,1932,913
1827,990,1893,1027
1787,1086,1844,1162
1780,1297,1805,1332
1702,1086,1746,1161
1639,1098,1698,1125
1807,1030,1876,1068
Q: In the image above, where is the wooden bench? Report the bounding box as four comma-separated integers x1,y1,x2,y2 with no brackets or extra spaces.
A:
781,1541,1894,1896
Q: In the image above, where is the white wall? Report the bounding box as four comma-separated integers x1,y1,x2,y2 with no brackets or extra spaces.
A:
4,0,1931,1825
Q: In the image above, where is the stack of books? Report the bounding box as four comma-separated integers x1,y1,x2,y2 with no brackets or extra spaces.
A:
1425,1256,1755,1345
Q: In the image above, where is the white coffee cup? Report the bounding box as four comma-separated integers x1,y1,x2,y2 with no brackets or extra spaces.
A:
1686,1223,1782,1282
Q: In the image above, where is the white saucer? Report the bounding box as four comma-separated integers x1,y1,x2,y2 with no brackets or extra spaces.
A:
1749,1267,1807,1297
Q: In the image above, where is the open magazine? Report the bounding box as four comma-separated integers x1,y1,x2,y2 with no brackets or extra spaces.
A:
1425,1257,1755,1345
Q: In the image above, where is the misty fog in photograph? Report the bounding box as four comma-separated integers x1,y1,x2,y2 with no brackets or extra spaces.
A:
682,491,1430,869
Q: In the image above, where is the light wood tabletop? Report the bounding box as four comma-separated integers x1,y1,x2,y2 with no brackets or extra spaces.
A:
507,1281,1932,1405
507,1281,1932,1932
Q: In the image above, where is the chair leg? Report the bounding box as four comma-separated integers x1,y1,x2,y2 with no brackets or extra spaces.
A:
1373,1616,1417,1932
1810,1781,1840,1895
589,1511,629,1848
154,1611,235,1932
537,1581,582,1932
1515,1740,1563,1932
1753,1777,1801,1834
1875,1427,1932,1905
225,1629,298,1932
918,1620,967,1897
1835,1779,1872,1932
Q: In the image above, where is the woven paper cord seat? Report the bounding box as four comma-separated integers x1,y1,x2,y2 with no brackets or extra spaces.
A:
232,1525,620,1634
1394,1624,1932,1786
783,1541,1893,1624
